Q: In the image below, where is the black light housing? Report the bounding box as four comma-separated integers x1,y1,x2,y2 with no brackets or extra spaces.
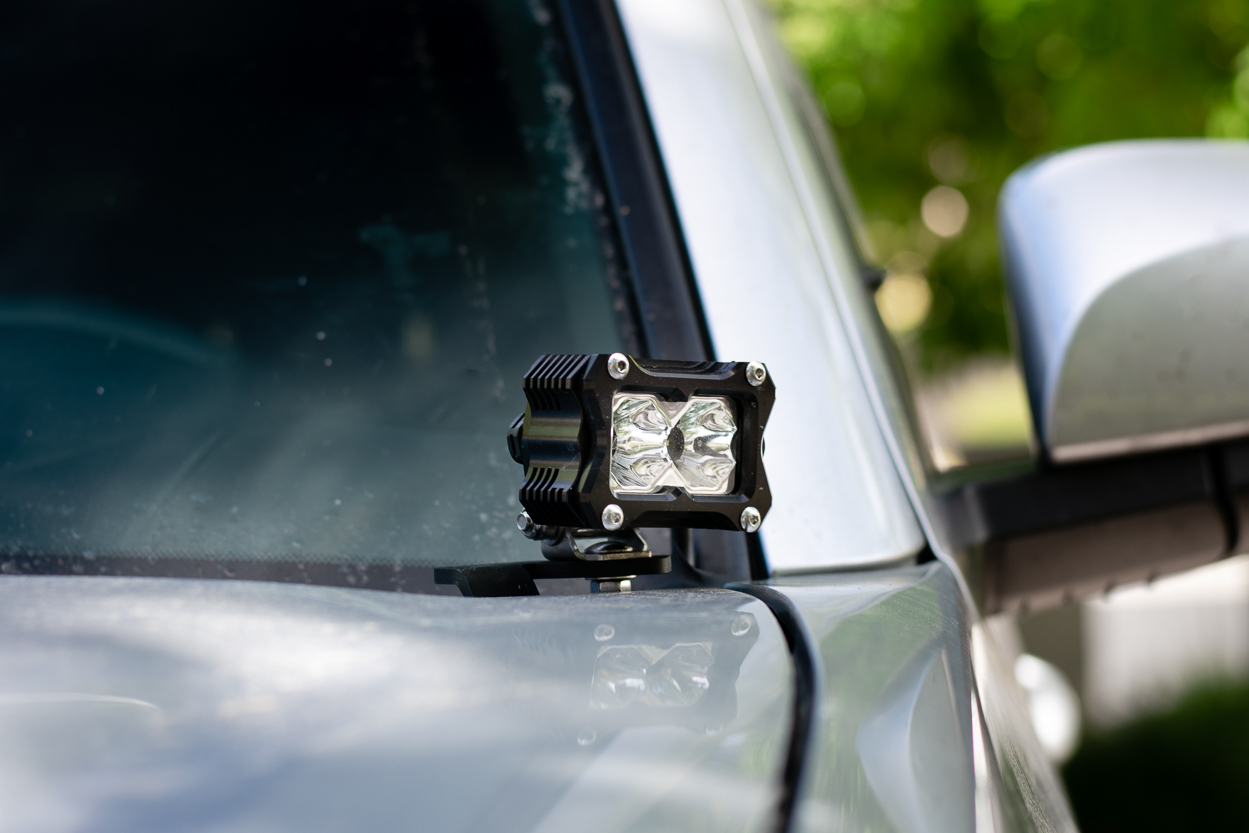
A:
507,353,775,533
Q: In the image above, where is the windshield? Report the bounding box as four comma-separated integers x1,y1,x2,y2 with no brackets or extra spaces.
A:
0,0,632,573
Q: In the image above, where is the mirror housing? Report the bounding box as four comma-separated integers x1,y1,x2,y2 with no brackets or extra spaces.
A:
952,140,1249,614
1000,140,1249,463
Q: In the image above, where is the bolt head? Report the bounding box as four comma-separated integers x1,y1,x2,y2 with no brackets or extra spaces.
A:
602,503,625,531
607,353,630,380
746,361,767,387
592,578,631,593
516,511,534,534
740,506,762,532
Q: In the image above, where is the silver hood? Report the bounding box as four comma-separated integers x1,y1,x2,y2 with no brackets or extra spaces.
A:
0,577,793,833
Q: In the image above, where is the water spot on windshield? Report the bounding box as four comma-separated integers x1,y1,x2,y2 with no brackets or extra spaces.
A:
358,222,452,288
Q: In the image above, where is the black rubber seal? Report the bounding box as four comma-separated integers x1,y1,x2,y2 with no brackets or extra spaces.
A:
551,0,713,362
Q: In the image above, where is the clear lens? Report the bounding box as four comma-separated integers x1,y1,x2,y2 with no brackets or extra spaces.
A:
609,394,736,496
672,398,737,493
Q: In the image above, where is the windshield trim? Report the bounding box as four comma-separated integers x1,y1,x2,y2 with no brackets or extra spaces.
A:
0,552,455,594
554,0,714,364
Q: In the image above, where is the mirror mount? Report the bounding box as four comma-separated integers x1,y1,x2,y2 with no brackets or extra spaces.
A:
944,443,1246,613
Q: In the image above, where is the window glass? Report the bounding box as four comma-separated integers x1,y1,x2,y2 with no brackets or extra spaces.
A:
0,0,631,567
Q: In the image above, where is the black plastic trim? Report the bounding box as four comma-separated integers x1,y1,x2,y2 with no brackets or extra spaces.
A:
434,554,672,597
726,582,818,833
948,442,1249,613
0,553,452,594
552,0,712,362
745,531,770,581
954,447,1218,542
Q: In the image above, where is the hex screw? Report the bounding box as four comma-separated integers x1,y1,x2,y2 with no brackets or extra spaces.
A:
602,503,625,531
746,361,767,387
740,506,762,532
608,353,630,380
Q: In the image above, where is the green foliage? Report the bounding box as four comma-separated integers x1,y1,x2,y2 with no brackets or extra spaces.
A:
1062,681,1249,831
771,0,1249,368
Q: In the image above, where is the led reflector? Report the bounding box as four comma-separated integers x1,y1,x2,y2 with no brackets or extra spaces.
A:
609,394,736,496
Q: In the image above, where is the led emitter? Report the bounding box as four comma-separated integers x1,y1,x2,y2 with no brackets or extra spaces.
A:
610,394,736,495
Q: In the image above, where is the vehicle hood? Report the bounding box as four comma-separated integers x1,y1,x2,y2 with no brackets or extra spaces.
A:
0,576,792,833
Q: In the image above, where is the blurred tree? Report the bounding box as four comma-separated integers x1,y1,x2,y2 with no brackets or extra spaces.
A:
1062,681,1249,831
770,0,1249,369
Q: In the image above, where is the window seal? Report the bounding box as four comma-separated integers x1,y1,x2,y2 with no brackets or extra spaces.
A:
552,0,714,362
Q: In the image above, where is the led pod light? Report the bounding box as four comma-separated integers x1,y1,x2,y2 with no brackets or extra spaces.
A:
507,354,774,532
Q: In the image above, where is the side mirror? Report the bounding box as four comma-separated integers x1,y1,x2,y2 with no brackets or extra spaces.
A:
1000,140,1249,462
958,140,1249,613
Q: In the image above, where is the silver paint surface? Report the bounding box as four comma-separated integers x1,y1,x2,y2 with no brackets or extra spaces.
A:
972,618,1079,833
770,562,1076,833
616,0,924,572
771,563,976,833
0,577,792,833
999,139,1249,461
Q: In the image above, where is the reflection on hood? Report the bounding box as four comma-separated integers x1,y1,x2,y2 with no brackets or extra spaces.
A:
0,577,791,833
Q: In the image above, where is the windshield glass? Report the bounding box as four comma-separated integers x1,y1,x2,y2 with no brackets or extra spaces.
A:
0,0,631,572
